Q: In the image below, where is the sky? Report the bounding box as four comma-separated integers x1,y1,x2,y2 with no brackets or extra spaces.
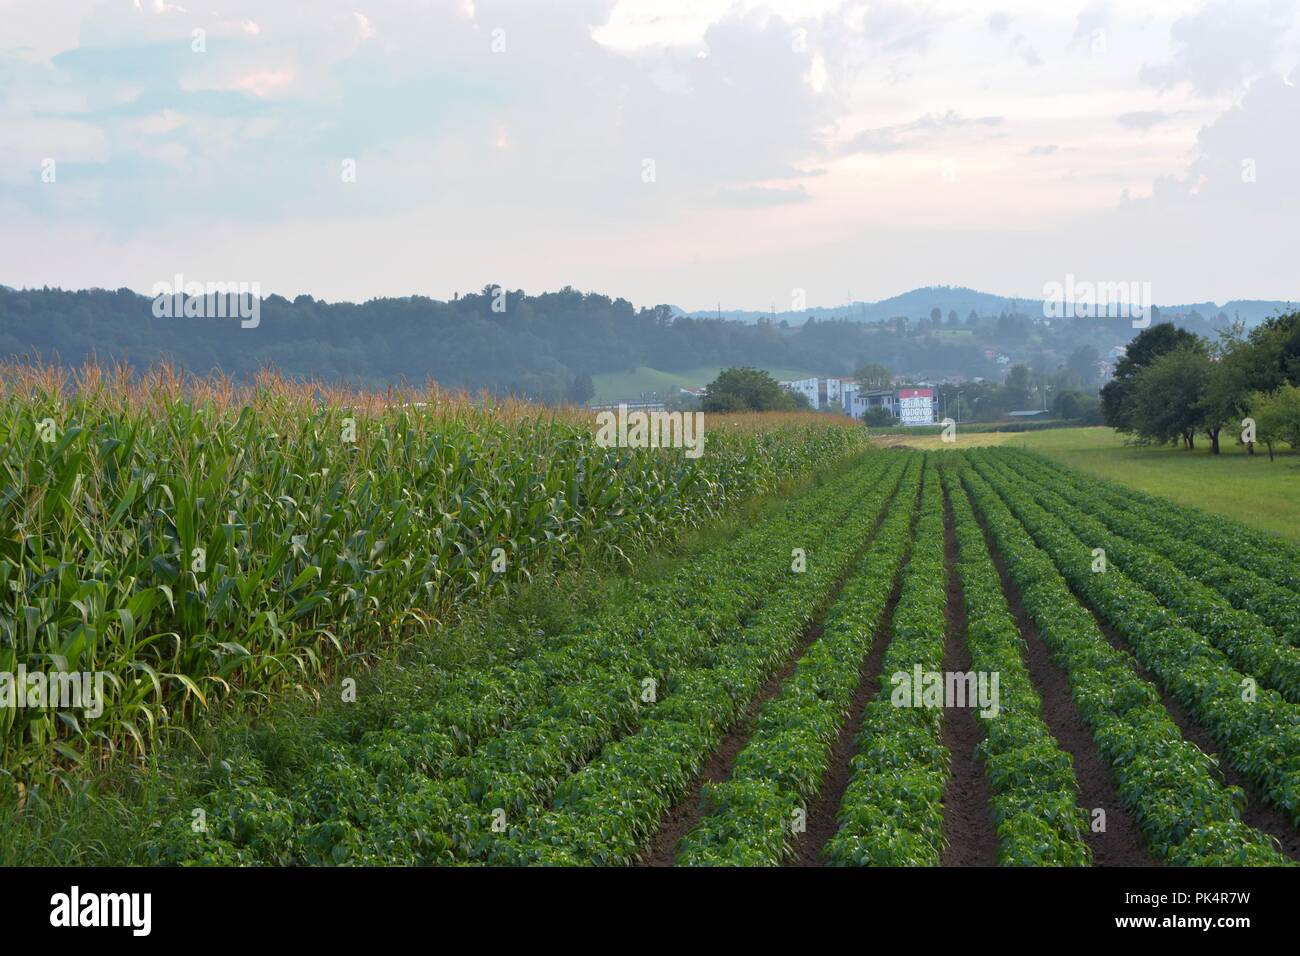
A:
1,0,1298,311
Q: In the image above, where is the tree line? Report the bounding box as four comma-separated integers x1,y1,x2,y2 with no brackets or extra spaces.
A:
0,284,1228,405
1101,313,1300,458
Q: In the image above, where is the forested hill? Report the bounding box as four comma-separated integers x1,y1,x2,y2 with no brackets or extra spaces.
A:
0,283,1252,402
682,286,1295,327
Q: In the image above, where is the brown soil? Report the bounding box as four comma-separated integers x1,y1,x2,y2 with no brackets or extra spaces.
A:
1069,584,1300,862
639,612,823,866
938,488,999,867
640,478,907,866
975,460,1299,859
787,570,905,866
970,497,1155,867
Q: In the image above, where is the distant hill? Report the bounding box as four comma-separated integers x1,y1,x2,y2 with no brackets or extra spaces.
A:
1,281,1293,403
679,286,1296,328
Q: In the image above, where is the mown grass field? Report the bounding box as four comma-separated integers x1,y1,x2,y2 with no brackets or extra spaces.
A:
872,425,1300,543
591,365,819,404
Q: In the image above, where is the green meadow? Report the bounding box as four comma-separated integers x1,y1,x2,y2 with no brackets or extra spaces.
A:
591,365,819,404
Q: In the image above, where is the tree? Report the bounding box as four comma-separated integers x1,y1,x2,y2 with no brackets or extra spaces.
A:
1050,365,1083,394
947,309,959,327
1066,344,1100,387
853,362,892,390
1004,364,1033,408
1101,323,1205,431
568,372,594,405
1200,327,1256,454
702,366,798,412
930,307,942,325
1128,347,1213,449
1249,384,1300,461
1236,311,1300,393
862,407,895,427
1052,390,1102,423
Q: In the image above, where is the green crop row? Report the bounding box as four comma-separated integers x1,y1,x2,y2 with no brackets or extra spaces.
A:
672,458,922,866
986,452,1300,701
1017,452,1300,601
998,449,1300,643
488,454,921,866
292,451,882,796
964,454,1294,859
1,372,869,780
824,457,950,866
938,460,1092,866
143,452,904,864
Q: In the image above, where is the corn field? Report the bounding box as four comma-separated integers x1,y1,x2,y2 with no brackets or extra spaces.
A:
0,361,868,784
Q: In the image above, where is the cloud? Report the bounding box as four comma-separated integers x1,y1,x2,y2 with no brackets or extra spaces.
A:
1009,33,1041,67
1140,0,1293,97
841,110,1003,156
713,184,810,207
841,1,942,55
1162,76,1300,208
1,0,1296,309
1117,110,1176,130
1070,1,1108,51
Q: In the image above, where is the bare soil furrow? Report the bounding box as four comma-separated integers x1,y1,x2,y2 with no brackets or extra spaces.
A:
971,504,1155,867
939,495,998,867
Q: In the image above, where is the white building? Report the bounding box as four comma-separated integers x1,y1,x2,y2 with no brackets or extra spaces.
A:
781,377,820,409
897,387,935,426
841,382,860,416
824,377,842,408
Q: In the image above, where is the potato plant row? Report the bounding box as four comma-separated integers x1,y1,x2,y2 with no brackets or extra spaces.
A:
985,453,1300,701
318,453,882,785
148,452,905,864
1014,453,1300,602
973,451,1300,828
673,457,922,866
823,458,950,866
998,449,1300,643
479,455,915,865
938,461,1092,866
965,455,1297,854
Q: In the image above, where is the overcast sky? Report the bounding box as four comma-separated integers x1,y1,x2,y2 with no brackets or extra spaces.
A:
2,0,1298,310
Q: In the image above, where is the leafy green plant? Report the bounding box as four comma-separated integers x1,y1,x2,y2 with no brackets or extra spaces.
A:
0,363,869,783
962,453,1293,860
674,457,921,866
824,457,951,866
939,459,1091,866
